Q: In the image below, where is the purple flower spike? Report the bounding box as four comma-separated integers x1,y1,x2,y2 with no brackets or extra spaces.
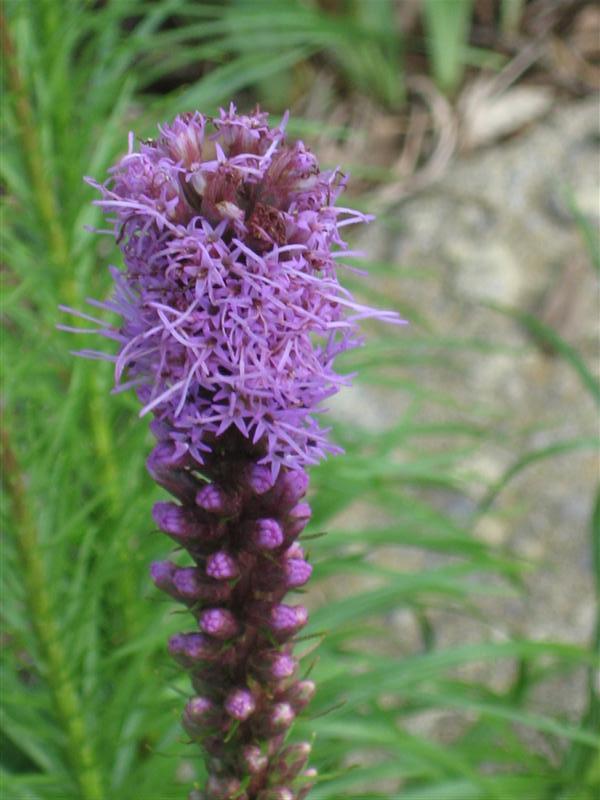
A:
69,104,400,798
206,551,239,581
199,608,239,640
225,688,256,721
250,518,284,550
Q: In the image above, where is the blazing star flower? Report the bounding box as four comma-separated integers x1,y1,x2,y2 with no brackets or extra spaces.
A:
61,105,401,800
62,104,397,477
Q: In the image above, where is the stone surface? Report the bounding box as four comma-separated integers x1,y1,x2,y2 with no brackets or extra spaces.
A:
326,97,599,729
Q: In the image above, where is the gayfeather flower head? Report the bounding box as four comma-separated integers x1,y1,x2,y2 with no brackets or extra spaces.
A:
78,104,400,476
64,104,402,800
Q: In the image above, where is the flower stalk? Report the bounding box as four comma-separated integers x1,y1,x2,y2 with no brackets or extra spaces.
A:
63,106,400,798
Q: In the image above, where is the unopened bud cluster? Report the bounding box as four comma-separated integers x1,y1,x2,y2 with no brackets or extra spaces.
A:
151,443,316,798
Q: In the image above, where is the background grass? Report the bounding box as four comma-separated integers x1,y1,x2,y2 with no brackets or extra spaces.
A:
1,1,598,799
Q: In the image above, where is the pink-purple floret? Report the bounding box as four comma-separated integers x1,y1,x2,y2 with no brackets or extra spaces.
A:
71,105,399,476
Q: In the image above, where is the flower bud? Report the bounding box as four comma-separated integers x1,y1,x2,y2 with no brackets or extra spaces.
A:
285,542,304,560
274,742,311,780
283,558,312,588
270,604,308,640
285,680,315,711
297,769,318,800
172,567,205,602
199,608,239,640
196,483,238,516
275,470,309,507
206,551,239,581
257,789,293,800
269,652,298,680
250,518,284,550
286,503,311,538
253,650,297,684
178,569,232,604
245,463,274,495
206,775,245,800
225,688,256,721
152,563,230,605
168,633,218,667
182,696,218,738
266,702,295,732
153,501,222,545
149,439,189,469
146,449,197,502
241,744,268,775
150,560,179,598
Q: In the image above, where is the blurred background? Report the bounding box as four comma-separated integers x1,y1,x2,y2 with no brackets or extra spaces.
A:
2,1,599,799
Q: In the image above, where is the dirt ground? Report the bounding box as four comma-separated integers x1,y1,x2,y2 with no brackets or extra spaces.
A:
327,95,599,734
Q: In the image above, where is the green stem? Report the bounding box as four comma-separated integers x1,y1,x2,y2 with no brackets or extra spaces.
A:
2,8,138,641
1,427,104,800
0,10,71,297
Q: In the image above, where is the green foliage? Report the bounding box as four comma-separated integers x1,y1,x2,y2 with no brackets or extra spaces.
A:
1,2,597,799
422,0,475,95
